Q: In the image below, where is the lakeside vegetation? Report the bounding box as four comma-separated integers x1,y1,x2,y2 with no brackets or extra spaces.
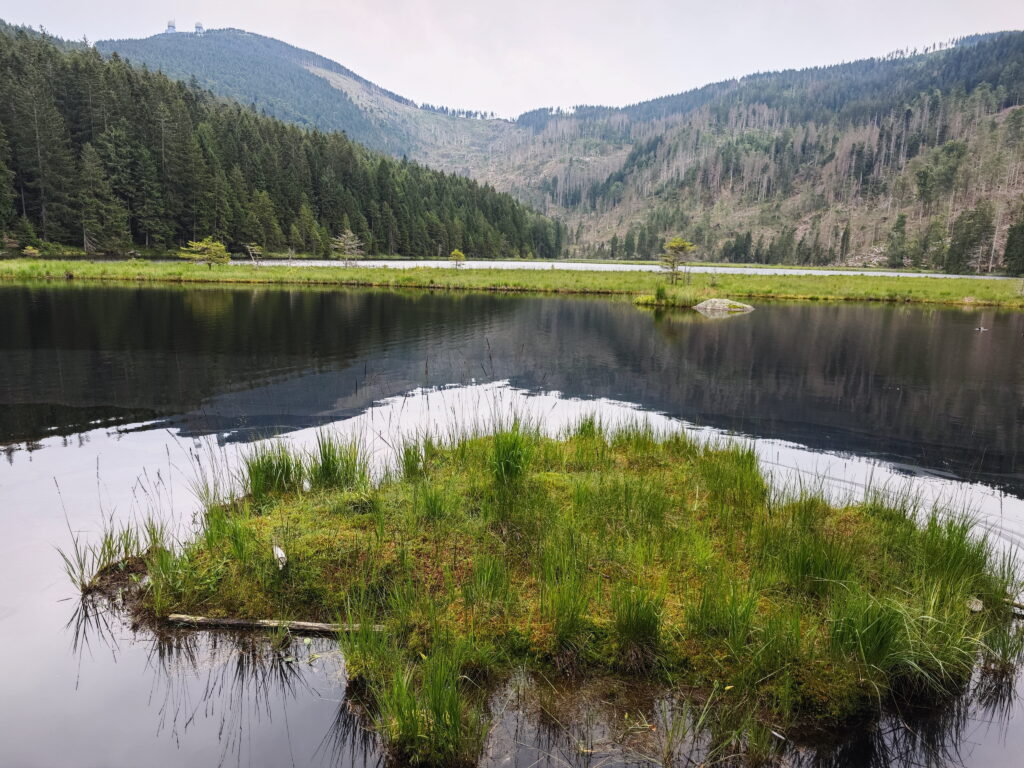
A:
3,258,1024,308
71,419,1023,765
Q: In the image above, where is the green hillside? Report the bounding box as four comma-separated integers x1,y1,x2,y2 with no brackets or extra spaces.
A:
0,26,563,259
96,28,416,154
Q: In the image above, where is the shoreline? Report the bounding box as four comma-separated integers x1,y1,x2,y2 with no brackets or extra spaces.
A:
2,259,1023,309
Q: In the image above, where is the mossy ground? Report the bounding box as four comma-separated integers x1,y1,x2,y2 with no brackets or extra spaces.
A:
104,419,1022,764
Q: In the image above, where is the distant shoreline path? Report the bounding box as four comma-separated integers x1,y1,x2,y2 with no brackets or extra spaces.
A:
267,258,1016,280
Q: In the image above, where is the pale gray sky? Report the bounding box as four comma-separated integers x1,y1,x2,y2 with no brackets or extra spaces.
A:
9,1,1024,117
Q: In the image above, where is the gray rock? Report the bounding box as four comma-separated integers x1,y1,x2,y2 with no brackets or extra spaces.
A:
693,298,754,317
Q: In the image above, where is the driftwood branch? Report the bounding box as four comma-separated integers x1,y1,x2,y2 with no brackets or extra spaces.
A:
166,613,383,636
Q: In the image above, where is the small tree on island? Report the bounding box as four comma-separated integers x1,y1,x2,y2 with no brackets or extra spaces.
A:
331,229,364,265
449,248,466,268
180,237,230,268
661,237,695,284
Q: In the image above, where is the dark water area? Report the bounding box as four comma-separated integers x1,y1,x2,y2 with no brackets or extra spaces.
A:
1,282,1024,767
2,284,1022,493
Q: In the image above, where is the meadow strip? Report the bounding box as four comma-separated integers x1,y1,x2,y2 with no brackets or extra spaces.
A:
3,258,1023,308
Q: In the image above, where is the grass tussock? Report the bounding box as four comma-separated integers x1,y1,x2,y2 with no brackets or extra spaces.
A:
70,418,1023,765
307,431,368,491
243,440,305,505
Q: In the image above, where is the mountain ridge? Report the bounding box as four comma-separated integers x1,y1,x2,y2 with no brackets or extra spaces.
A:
84,26,1024,270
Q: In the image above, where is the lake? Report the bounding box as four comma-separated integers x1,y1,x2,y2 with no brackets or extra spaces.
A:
1,283,1023,767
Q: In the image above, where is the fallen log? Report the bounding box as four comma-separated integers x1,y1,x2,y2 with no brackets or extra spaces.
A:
166,613,383,636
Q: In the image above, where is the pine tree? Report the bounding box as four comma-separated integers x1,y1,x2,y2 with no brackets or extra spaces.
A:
9,65,77,241
179,236,230,267
251,190,284,249
946,201,995,273
886,214,909,268
0,125,14,233
661,237,695,284
1005,217,1024,276
78,143,129,253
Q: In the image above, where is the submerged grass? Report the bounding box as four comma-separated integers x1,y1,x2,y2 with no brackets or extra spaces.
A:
74,421,1024,765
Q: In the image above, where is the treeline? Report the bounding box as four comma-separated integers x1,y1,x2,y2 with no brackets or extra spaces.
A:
419,104,498,120
0,28,564,259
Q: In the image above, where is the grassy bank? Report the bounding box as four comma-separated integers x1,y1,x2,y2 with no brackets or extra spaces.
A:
3,258,1024,308
74,420,1023,765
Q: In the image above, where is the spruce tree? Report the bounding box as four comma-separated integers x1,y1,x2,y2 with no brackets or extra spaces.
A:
0,126,14,233
78,143,129,253
1005,218,1024,276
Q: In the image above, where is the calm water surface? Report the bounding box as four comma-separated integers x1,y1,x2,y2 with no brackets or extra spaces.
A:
1,283,1023,767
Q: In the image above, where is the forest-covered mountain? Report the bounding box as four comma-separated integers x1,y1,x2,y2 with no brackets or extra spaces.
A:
0,25,564,258
96,28,420,156
97,26,1024,272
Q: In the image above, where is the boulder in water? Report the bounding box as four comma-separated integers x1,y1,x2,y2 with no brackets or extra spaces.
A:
693,298,754,317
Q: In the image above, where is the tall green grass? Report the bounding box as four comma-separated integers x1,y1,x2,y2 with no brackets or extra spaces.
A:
462,554,511,616
490,421,534,486
307,431,367,491
611,584,664,670
372,645,488,766
58,520,142,593
243,440,304,505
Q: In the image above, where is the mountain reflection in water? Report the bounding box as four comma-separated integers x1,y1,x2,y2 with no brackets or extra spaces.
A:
2,284,1021,495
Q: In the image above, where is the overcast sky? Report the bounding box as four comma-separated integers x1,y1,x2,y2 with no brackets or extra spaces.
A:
10,1,1024,117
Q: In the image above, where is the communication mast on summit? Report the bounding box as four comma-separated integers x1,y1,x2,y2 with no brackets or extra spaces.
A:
165,20,176,34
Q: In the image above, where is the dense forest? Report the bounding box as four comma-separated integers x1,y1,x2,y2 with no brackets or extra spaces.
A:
0,26,564,259
93,25,1024,272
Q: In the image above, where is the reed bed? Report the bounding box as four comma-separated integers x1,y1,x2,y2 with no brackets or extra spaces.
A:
64,418,1023,765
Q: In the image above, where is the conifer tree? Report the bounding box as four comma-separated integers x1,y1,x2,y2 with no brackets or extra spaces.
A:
78,143,129,253
1005,215,1024,276
661,237,695,284
0,126,13,233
